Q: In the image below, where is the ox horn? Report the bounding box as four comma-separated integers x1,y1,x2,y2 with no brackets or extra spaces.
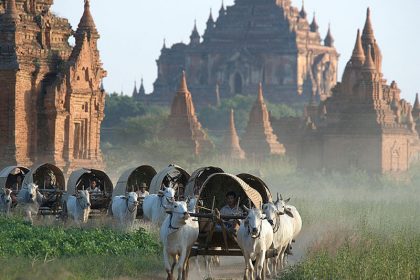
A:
276,193,280,204
280,193,283,201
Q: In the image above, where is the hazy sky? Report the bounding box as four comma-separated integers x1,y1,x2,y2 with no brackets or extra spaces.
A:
52,0,420,102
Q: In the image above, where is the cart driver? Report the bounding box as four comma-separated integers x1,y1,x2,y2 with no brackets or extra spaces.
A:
43,172,59,207
136,183,149,198
220,191,243,233
87,179,101,193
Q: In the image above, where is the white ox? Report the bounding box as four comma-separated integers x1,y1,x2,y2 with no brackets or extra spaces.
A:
237,206,273,280
143,186,175,226
263,197,294,276
0,188,12,216
17,183,45,225
273,194,296,270
66,190,91,226
110,192,139,229
160,199,199,280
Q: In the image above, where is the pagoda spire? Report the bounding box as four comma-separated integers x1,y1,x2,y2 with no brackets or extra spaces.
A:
324,24,334,47
162,71,214,155
258,83,264,103
132,81,138,97
299,0,307,19
207,8,215,25
179,71,189,92
223,109,246,160
362,8,375,43
310,13,319,32
190,20,200,45
363,45,376,71
414,93,420,110
139,78,145,95
76,0,98,39
351,29,365,66
412,93,420,120
241,84,285,157
219,0,226,16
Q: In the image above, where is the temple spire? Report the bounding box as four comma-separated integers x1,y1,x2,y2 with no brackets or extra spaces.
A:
132,81,138,97
362,8,375,43
299,0,307,19
190,20,200,45
363,45,376,71
241,85,285,157
179,71,189,92
310,13,319,32
223,109,246,160
139,78,145,95
414,93,420,110
351,29,365,66
258,83,264,103
324,24,334,47
76,0,98,39
207,9,215,25
219,0,226,16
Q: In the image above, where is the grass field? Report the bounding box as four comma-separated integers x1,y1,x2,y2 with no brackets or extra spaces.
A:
0,217,162,280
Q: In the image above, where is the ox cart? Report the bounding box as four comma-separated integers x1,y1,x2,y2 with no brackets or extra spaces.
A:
0,166,30,208
113,165,157,217
65,168,114,217
20,163,66,215
149,164,190,199
186,173,277,266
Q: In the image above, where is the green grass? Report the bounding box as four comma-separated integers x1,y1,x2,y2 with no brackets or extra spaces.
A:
0,217,160,258
0,217,163,279
281,230,420,280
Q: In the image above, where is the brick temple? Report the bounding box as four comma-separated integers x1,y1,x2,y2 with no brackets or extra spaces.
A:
294,9,420,173
0,0,106,173
137,0,339,107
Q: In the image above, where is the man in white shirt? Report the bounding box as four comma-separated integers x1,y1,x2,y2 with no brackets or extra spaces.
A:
136,183,149,199
220,191,243,233
87,180,101,193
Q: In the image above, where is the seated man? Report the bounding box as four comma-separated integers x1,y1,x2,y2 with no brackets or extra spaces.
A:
42,172,59,208
219,191,243,234
87,179,101,193
136,183,149,199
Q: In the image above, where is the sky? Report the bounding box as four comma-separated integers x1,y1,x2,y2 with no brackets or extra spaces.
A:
52,0,420,102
